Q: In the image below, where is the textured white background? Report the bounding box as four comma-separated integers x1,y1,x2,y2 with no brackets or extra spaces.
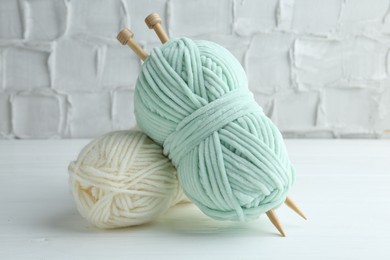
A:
1,0,390,139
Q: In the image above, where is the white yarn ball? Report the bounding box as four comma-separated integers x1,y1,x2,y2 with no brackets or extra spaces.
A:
68,130,186,229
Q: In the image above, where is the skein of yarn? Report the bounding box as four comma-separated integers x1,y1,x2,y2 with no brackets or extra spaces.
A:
68,130,186,229
132,36,296,223
117,14,306,236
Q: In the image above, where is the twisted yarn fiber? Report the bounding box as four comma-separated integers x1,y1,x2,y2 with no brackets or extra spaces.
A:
68,130,185,228
135,38,296,222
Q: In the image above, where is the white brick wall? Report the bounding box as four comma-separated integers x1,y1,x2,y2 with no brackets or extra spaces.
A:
0,0,389,139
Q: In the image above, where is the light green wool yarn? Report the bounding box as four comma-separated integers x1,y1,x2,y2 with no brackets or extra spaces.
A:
134,37,295,222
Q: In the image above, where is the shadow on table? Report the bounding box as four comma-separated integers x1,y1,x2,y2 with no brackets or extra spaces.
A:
43,203,283,237
153,203,280,237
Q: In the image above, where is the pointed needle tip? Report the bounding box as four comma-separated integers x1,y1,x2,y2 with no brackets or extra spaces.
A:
285,196,307,220
266,210,286,237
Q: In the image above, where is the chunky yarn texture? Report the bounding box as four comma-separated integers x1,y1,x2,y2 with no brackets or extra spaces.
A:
68,130,186,228
135,38,296,222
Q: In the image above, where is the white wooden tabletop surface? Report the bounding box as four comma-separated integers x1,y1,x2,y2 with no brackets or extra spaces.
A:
0,139,389,260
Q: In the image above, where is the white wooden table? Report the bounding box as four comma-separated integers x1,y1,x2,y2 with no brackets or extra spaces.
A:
1,140,389,259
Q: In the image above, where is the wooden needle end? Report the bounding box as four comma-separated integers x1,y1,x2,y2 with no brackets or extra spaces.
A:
266,210,286,237
116,28,148,61
117,28,133,45
145,13,162,29
145,13,169,43
285,196,307,220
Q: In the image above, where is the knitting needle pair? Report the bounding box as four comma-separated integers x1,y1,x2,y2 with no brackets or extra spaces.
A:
117,13,167,60
117,13,307,237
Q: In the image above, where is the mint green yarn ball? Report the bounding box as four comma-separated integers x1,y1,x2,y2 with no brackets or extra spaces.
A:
134,37,295,222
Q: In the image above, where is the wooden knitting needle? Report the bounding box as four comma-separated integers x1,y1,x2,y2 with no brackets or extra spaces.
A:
266,197,306,236
285,196,307,220
266,210,285,237
117,28,148,61
145,13,169,43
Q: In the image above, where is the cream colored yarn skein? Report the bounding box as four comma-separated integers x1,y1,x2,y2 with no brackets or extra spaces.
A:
68,130,186,229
